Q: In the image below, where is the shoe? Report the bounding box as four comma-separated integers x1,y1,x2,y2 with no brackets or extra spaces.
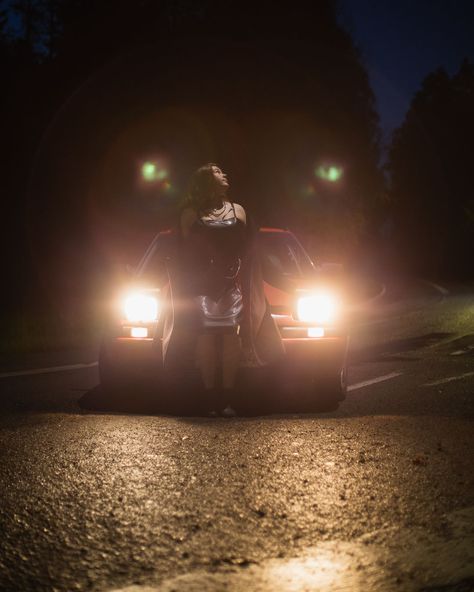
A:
220,405,237,418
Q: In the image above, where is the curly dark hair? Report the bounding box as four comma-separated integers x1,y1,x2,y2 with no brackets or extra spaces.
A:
187,163,225,211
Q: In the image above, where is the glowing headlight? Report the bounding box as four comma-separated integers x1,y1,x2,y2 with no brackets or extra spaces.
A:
296,292,339,324
123,293,159,322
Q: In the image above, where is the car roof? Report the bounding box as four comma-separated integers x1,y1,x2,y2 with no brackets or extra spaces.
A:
258,227,291,234
153,226,291,237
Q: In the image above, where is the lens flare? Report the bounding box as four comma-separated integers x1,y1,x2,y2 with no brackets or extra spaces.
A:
141,160,169,183
302,184,316,198
315,165,343,183
142,162,157,181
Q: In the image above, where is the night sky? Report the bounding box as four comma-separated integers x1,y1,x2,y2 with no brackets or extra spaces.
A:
339,0,474,139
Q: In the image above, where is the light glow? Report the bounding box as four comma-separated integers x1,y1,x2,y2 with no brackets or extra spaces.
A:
123,293,159,322
297,292,339,324
268,556,346,590
141,160,169,183
316,165,343,182
308,327,325,338
131,327,148,338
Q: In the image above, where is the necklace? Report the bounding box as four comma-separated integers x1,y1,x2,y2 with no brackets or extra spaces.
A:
204,203,227,220
211,203,226,215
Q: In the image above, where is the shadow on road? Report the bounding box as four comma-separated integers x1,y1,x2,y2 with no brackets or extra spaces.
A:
78,383,339,417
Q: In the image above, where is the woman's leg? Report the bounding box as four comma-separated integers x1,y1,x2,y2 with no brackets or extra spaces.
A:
196,333,218,390
221,332,241,390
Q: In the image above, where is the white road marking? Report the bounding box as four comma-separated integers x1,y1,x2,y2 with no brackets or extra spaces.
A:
348,372,403,392
451,345,474,356
0,361,98,379
354,278,451,331
421,279,450,296
362,282,387,305
424,371,474,387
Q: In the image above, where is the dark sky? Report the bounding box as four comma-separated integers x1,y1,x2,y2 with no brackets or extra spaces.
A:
339,0,474,139
6,1,473,142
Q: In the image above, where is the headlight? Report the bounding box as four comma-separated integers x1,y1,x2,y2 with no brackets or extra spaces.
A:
123,293,159,322
296,291,339,324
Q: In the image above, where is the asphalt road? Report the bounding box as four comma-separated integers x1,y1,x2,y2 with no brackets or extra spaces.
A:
0,277,473,592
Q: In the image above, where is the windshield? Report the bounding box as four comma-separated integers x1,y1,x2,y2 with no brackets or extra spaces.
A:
258,232,315,277
136,231,175,285
137,229,315,284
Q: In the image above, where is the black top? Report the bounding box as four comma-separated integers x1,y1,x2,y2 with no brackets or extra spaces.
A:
182,204,246,300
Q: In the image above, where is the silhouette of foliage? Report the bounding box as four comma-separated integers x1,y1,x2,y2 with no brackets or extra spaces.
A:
388,59,474,277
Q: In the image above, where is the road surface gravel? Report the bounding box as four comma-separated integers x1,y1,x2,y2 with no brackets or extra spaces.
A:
0,277,473,592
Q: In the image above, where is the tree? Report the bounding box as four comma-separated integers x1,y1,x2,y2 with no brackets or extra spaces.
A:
388,60,474,277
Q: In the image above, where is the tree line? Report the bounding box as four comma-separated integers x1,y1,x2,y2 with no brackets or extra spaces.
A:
388,59,474,278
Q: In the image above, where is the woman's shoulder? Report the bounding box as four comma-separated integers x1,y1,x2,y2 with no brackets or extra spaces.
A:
232,202,246,224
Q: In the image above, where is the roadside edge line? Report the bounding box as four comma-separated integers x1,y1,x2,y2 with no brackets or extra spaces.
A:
0,362,98,379
424,371,474,387
421,280,450,297
360,282,387,306
348,371,403,392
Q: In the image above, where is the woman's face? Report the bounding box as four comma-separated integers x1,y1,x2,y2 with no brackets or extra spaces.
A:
211,165,229,192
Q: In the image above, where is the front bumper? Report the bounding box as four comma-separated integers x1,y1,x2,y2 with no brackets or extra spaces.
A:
101,329,348,378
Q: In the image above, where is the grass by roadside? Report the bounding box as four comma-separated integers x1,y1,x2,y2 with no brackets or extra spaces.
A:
0,312,103,355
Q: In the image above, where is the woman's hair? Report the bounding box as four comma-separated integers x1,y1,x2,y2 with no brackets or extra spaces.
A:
187,162,222,211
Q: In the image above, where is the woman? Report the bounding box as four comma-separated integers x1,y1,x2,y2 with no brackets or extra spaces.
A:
179,164,246,415
162,163,283,416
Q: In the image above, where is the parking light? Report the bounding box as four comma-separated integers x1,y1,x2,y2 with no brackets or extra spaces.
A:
130,327,148,338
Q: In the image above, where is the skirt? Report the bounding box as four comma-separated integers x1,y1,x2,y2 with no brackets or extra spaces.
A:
195,284,243,331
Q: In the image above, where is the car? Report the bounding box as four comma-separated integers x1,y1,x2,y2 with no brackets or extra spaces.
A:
99,227,349,411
